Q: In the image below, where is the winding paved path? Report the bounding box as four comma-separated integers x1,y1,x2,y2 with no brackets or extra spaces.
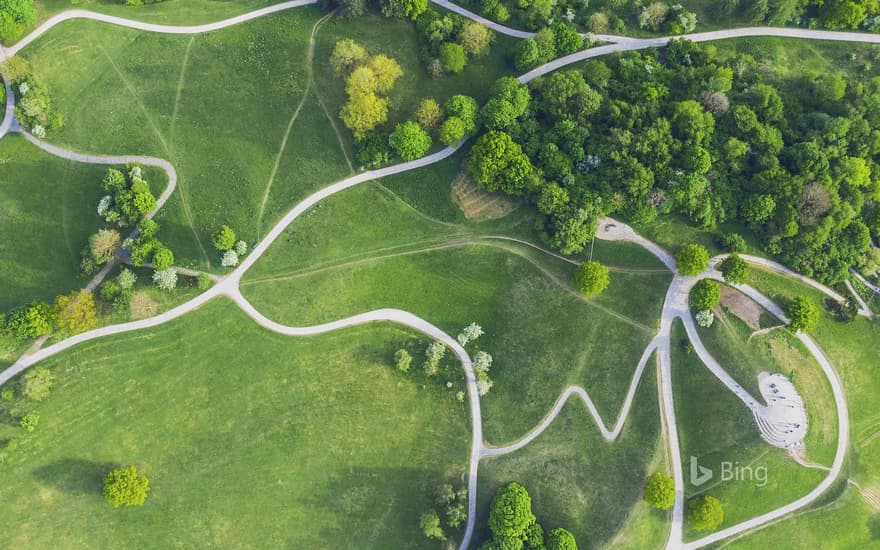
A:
0,3,870,549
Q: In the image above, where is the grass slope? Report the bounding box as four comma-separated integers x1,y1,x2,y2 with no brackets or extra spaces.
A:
0,299,469,548
475,360,662,549
671,320,827,541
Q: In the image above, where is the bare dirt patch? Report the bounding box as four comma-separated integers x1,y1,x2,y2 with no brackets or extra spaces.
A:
451,171,518,221
130,292,159,320
719,284,764,329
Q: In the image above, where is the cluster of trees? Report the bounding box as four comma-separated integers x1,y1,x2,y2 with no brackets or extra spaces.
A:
0,0,35,42
415,11,495,77
96,166,157,228
332,39,403,140
0,366,53,440
720,0,880,31
474,482,578,549
211,224,248,268
513,23,585,72
637,2,698,33
2,289,98,343
3,56,63,137
420,483,469,542
320,0,428,20
469,39,880,284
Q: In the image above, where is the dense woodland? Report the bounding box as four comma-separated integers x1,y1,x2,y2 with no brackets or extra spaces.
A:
467,39,880,284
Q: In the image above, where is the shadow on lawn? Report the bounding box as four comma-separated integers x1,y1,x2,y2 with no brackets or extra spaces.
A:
33,459,120,496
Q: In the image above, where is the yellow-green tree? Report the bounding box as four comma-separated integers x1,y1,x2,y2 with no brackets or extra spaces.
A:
52,290,97,336
367,55,403,94
103,466,150,508
340,93,389,139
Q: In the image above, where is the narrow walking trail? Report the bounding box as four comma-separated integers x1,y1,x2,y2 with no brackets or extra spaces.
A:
0,3,867,549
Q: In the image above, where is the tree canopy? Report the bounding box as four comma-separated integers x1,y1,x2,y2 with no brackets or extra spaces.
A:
676,244,710,276
719,254,749,284
644,471,675,510
784,296,821,332
691,279,721,311
103,466,150,508
573,261,610,296
688,495,724,531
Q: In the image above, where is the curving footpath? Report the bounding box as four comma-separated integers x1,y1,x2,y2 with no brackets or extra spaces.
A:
0,3,871,549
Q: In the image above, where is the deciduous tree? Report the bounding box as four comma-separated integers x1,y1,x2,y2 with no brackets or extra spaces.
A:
103,466,150,508
391,121,432,160
52,290,97,336
784,296,820,332
676,244,710,276
644,471,675,510
573,261,610,296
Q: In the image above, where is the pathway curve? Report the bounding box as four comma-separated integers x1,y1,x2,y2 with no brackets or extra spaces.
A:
0,4,870,549
851,269,880,294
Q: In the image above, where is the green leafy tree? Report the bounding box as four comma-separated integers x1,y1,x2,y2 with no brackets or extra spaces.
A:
367,54,402,93
345,66,378,97
438,116,466,145
0,0,37,43
468,131,535,195
152,247,174,271
443,95,478,135
553,22,583,56
514,38,541,71
52,290,97,336
394,349,412,372
330,39,367,73
691,279,720,310
419,510,445,540
458,21,493,57
379,0,427,19
719,254,749,284
340,92,389,139
7,301,52,339
688,495,724,531
391,121,432,160
439,42,467,74
644,471,675,510
211,225,237,251
784,296,820,332
22,366,54,401
573,261,610,296
677,244,710,276
488,482,535,539
103,466,150,508
547,528,578,550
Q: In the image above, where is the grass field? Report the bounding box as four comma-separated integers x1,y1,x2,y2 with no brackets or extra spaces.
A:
671,320,828,540
475,360,662,549
240,167,671,444
29,0,293,27
0,299,469,548
696,288,838,465
0,135,167,311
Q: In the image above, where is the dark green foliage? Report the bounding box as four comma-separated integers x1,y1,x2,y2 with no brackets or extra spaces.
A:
443,95,479,135
468,131,536,195
488,482,536,539
677,244,710,276
691,279,721,310
719,254,750,284
553,23,583,56
6,301,51,339
391,121,432,160
784,295,821,332
0,0,36,45
546,528,577,550
99,281,122,302
355,131,393,169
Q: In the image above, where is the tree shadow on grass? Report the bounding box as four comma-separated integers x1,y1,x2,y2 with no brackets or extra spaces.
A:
32,459,120,496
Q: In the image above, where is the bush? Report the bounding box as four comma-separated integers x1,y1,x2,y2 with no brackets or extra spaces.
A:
211,225,237,251
719,254,749,284
696,309,715,327
234,240,248,256
394,349,413,372
677,244,710,276
197,273,213,290
117,268,137,290
0,0,36,42
138,218,160,238
6,302,52,339
573,261,610,296
367,54,403,94
691,279,720,310
546,528,577,550
643,471,675,510
103,466,150,507
688,495,723,531
423,341,446,375
784,296,820,332
52,290,97,336
152,247,174,271
21,367,54,401
19,413,39,432
419,510,445,540
458,21,493,57
99,281,122,301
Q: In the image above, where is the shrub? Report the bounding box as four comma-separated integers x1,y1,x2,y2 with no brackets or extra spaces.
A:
345,66,378,97
152,247,174,271
691,279,720,310
423,341,446,375
419,510,445,540
117,268,137,290
99,281,122,301
696,309,715,327
719,254,749,284
457,323,484,346
152,268,178,291
688,495,723,531
0,0,36,42
340,92,389,139
211,225,237,251
643,471,675,510
458,21,493,57
137,218,160,238
443,95,478,135
677,244,710,276
22,367,54,401
234,240,248,256
394,349,413,372
89,229,122,264
6,302,52,339
573,261,610,296
784,296,820,332
197,273,213,290
103,466,150,507
546,528,577,550
19,413,39,432
129,291,159,320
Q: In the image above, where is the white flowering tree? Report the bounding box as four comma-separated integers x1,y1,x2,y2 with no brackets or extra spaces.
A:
152,268,177,291
220,249,239,267
696,309,714,328
117,269,137,290
423,341,446,376
456,322,484,346
234,240,248,256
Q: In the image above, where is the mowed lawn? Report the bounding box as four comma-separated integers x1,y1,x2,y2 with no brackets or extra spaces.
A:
32,0,292,27
0,135,167,311
0,299,470,548
476,361,663,550
671,320,828,541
